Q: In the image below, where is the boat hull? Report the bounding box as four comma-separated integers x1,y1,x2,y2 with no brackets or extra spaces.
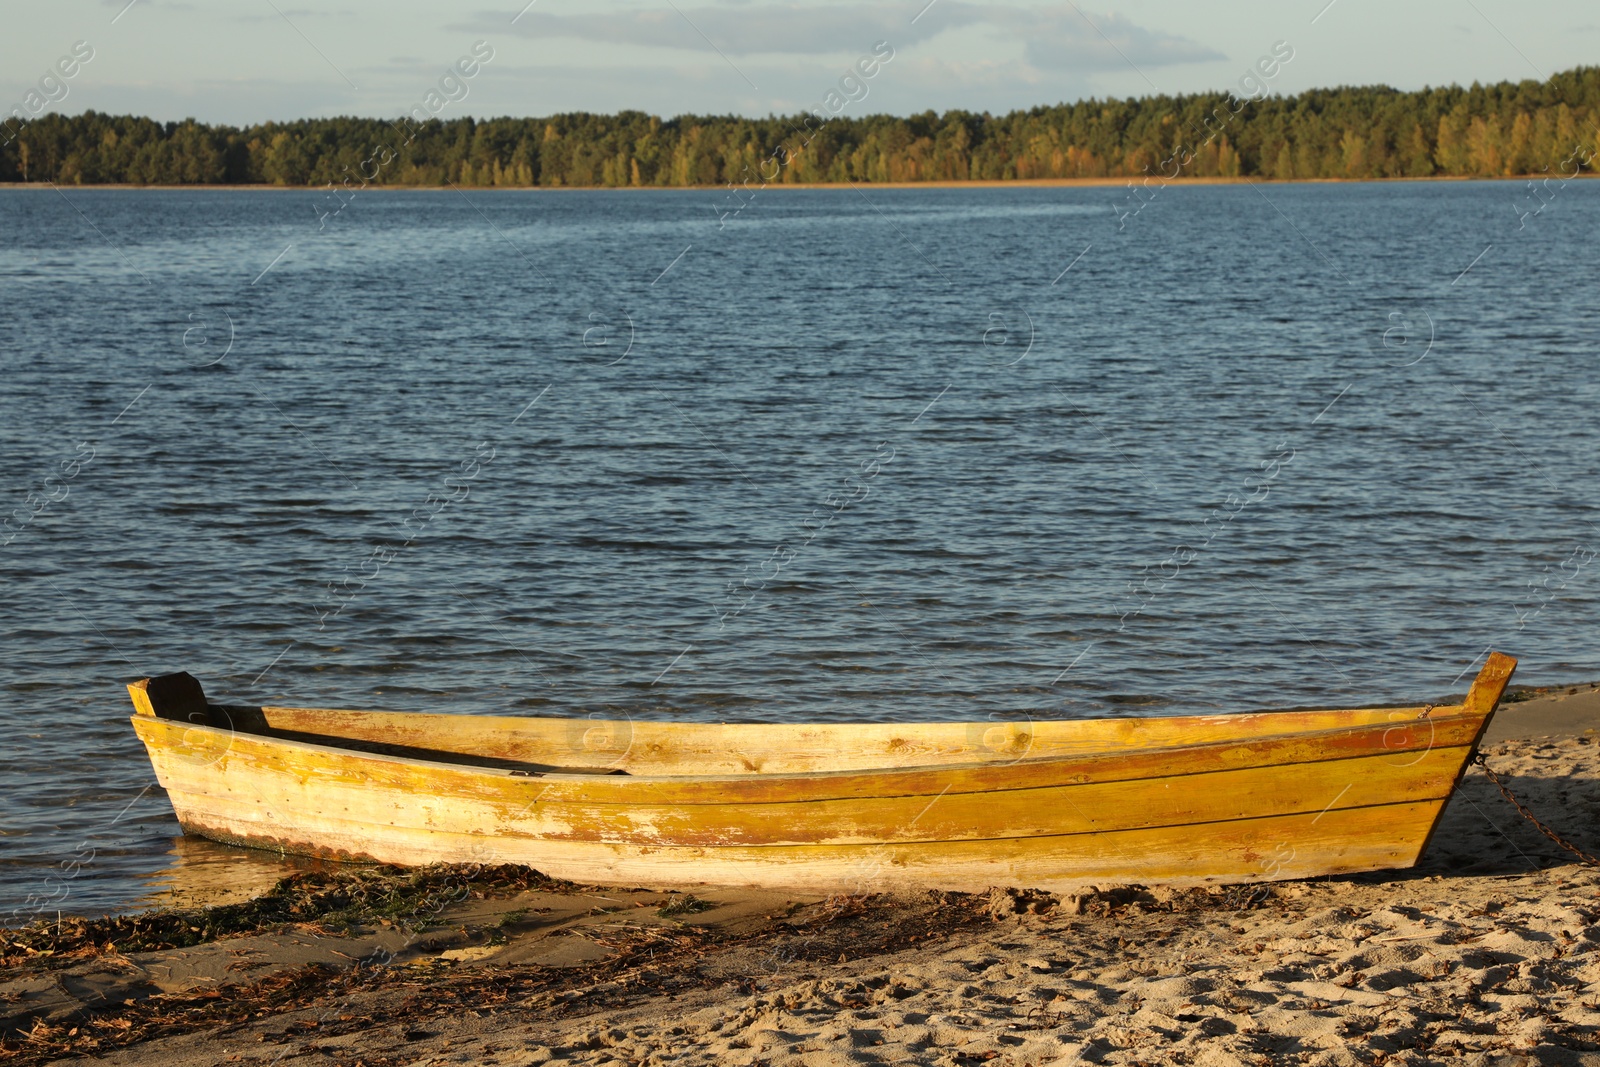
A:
127,654,1515,893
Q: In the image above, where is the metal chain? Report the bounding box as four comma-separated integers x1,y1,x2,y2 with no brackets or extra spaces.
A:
1473,753,1600,867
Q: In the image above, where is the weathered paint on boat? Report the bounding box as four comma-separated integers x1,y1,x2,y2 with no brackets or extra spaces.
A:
127,653,1516,892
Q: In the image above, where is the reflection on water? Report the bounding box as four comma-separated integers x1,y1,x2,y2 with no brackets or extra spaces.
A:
135,835,341,913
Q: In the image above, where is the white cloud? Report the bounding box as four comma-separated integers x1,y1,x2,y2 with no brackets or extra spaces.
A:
1012,9,1224,71
470,3,1222,72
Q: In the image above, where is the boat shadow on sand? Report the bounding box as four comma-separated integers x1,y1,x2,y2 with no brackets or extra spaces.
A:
1379,736,1600,881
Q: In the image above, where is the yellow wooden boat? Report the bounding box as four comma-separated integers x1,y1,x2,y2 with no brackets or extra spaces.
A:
128,653,1515,893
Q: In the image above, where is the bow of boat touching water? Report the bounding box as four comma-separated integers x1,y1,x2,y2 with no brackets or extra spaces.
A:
127,653,1516,893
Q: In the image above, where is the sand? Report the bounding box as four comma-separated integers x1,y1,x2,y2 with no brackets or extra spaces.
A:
4,683,1598,1067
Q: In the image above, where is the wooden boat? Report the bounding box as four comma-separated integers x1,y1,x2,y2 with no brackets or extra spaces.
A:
128,653,1515,893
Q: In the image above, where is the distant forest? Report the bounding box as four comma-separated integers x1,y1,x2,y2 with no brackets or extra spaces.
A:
3,66,1598,188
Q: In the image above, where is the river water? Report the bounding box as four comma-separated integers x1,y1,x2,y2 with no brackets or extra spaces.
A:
1,179,1597,917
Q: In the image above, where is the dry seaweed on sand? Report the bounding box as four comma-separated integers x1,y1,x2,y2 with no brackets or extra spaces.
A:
1,863,571,970
0,885,1000,1065
655,893,717,919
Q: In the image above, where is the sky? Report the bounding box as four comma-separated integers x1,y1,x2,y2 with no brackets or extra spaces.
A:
2,0,1596,126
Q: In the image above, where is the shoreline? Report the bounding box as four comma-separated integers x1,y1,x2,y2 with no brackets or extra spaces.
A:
3,683,1597,1064
1490,676,1600,740
1,173,1593,192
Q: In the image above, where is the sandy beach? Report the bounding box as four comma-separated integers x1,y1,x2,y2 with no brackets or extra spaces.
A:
4,684,1598,1067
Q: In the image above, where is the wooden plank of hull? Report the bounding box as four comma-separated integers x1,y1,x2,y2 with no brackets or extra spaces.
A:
164,793,1444,893
139,716,1470,845
134,724,1469,892
132,711,1481,808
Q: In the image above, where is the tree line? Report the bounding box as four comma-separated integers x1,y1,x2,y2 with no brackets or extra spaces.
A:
3,65,1597,188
